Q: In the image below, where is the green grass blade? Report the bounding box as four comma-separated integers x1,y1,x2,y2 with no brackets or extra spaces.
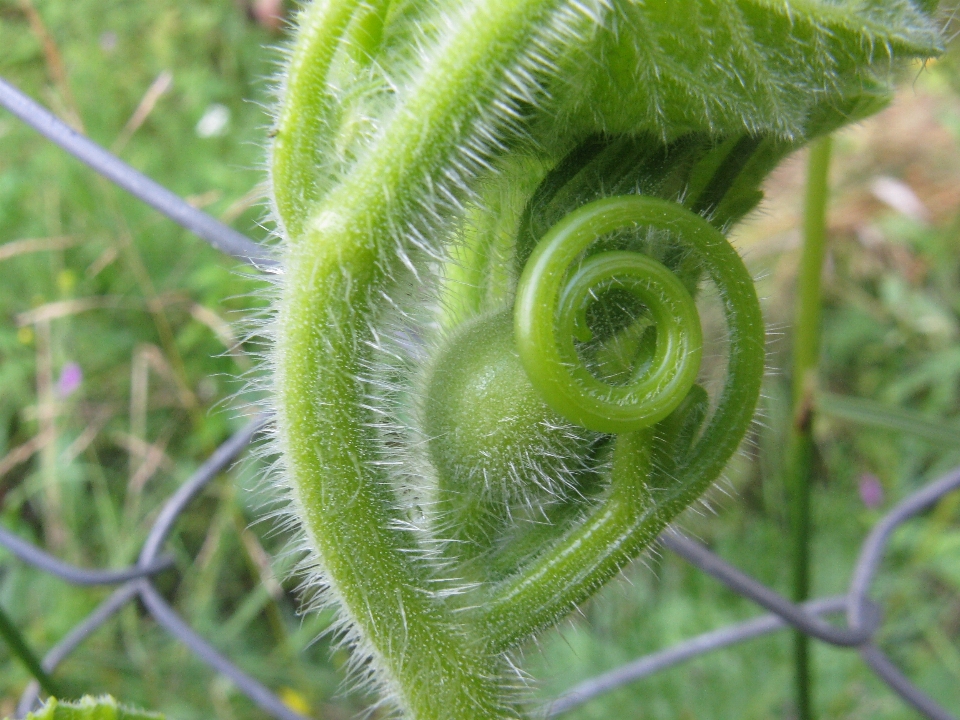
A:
0,603,63,697
818,392,960,447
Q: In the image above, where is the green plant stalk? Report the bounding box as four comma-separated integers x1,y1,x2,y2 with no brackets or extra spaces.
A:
274,2,570,717
0,603,63,697
269,2,939,717
787,134,833,720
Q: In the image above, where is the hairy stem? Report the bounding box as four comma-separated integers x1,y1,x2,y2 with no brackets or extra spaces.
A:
268,1,939,717
274,0,568,716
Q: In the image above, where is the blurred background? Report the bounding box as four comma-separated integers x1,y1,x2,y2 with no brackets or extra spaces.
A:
0,1,958,718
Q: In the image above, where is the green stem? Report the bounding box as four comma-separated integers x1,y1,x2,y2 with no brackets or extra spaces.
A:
788,134,832,720
271,0,371,238
267,0,937,714
274,1,567,717
0,603,63,697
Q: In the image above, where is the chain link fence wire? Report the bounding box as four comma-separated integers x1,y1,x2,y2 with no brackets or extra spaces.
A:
0,76,958,720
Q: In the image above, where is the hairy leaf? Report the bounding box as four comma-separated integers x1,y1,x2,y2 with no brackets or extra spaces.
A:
12,697,161,720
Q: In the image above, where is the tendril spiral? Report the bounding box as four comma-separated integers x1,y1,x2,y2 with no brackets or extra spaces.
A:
515,196,705,434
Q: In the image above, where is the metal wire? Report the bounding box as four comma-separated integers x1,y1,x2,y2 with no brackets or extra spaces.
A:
659,531,878,647
0,527,173,586
545,595,850,717
0,78,275,269
1,77,958,720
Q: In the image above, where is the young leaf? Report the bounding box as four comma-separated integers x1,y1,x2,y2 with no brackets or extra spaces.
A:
11,696,162,720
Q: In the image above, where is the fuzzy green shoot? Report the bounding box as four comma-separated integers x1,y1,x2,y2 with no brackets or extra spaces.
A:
265,2,941,718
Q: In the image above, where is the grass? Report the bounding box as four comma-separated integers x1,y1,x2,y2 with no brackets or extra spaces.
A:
0,1,371,717
0,1,958,719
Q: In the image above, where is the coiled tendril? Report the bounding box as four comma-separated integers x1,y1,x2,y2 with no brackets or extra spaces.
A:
515,196,705,433
470,190,766,651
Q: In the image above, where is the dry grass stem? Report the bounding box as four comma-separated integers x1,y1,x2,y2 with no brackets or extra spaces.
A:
18,0,85,132
0,236,80,262
112,70,174,153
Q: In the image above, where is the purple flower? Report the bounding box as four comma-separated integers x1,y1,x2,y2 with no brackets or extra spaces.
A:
57,362,83,399
859,473,884,509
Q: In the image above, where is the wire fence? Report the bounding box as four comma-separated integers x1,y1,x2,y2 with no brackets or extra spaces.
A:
0,75,957,720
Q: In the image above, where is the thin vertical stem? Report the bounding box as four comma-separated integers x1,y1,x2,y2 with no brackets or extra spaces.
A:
788,134,832,720
0,603,63,697
793,137,832,400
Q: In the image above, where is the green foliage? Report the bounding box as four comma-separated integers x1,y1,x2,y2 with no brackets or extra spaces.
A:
12,696,161,720
0,2,366,718
541,0,940,140
267,1,942,718
0,1,956,719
